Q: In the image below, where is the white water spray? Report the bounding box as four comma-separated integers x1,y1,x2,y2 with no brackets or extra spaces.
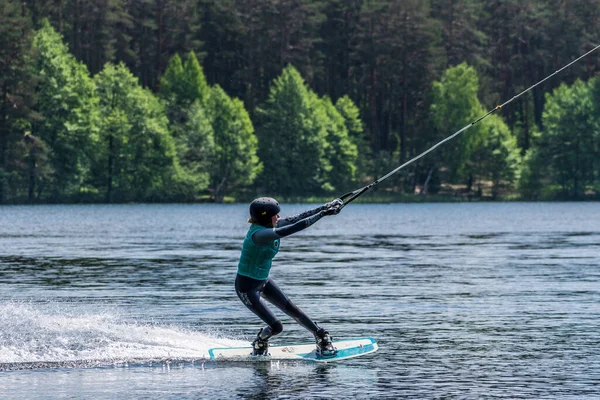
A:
0,302,245,367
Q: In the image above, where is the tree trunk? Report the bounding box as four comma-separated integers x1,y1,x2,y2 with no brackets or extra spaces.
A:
106,134,114,203
26,140,36,203
56,0,64,32
0,82,8,204
369,66,379,151
466,173,473,192
246,22,255,117
214,170,229,203
156,0,165,87
421,164,435,195
400,11,408,164
72,0,82,60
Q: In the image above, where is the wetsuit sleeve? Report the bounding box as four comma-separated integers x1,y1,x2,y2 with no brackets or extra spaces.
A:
252,211,327,245
276,205,326,228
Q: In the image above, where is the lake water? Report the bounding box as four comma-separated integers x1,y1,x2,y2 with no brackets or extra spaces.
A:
0,203,599,399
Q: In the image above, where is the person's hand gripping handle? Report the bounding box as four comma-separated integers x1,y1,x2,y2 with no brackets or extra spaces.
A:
323,198,343,215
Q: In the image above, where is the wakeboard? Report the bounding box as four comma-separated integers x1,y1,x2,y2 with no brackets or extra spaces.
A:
208,337,378,363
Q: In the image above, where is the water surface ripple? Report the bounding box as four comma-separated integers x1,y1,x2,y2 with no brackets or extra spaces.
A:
0,203,599,399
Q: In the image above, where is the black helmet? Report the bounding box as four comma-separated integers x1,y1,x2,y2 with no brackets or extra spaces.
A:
250,197,280,226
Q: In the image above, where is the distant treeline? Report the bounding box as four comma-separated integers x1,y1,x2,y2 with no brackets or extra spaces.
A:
0,0,599,204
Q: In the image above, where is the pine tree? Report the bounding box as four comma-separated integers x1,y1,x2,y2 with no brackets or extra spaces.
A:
317,0,363,101
229,0,276,113
256,65,329,197
319,96,358,192
431,0,486,69
353,0,439,166
480,0,548,152
336,95,370,183
428,63,486,192
31,20,99,201
94,63,180,202
153,0,202,89
470,114,521,198
127,0,157,87
159,52,215,198
0,1,35,203
12,132,53,203
159,53,185,122
208,85,261,202
160,51,211,111
60,0,133,75
177,101,214,196
537,80,597,199
198,0,243,96
183,51,211,107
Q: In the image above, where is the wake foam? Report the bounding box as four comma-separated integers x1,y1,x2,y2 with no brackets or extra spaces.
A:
0,302,246,369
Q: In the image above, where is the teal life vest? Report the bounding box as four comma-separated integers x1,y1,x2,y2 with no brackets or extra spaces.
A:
237,224,280,280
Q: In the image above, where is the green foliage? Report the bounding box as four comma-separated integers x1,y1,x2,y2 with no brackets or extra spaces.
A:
518,146,547,200
93,63,180,202
335,95,371,182
256,65,329,197
335,96,364,140
427,63,524,198
160,52,211,125
535,80,599,199
183,52,211,107
320,96,358,191
429,63,485,181
208,85,261,201
3,1,599,203
176,101,215,195
159,52,215,198
471,114,522,198
520,77,600,200
12,133,54,202
159,53,185,109
32,20,100,201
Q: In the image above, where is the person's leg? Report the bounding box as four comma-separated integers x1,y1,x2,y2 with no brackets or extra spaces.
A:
262,279,337,356
261,278,319,333
235,275,283,354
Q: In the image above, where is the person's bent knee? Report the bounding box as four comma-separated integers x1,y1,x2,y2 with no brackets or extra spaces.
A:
270,321,283,336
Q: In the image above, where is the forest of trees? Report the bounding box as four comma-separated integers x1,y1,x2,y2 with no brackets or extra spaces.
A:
0,0,599,204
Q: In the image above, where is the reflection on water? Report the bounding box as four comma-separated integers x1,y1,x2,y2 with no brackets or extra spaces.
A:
1,203,599,398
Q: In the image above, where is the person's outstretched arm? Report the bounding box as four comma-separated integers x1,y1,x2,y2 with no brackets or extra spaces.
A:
276,199,343,228
252,200,342,245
